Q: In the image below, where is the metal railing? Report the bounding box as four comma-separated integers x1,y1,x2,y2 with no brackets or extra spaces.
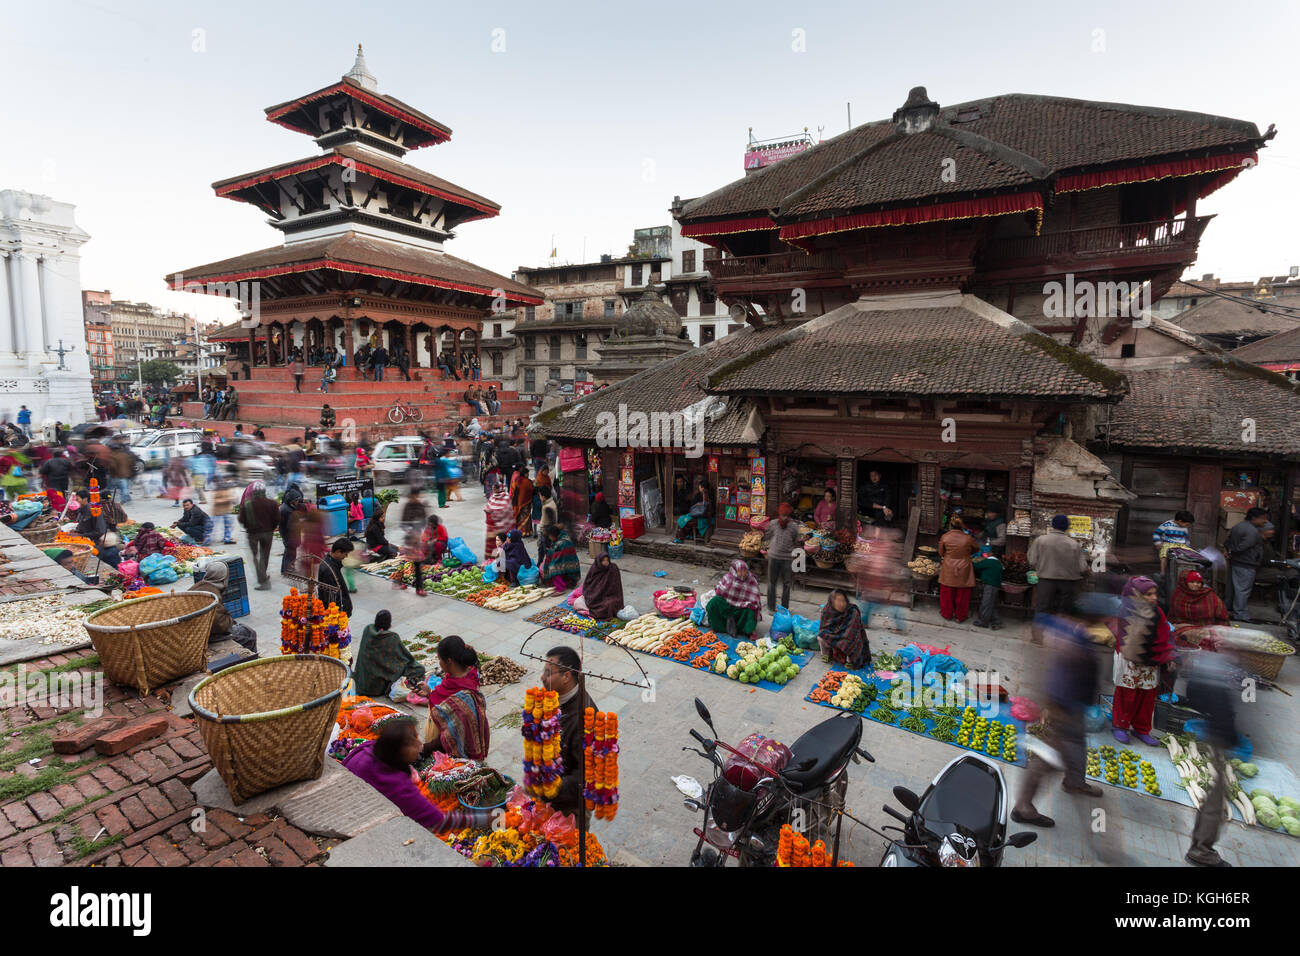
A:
708,249,837,278
984,216,1211,261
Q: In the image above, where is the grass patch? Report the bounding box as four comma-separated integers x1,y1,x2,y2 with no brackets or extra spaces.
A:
0,764,70,803
40,654,101,675
70,831,124,860
0,732,53,772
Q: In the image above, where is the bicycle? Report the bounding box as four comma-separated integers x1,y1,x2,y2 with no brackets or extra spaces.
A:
387,397,425,425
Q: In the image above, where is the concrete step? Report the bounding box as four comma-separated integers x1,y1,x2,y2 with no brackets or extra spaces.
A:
194,416,521,445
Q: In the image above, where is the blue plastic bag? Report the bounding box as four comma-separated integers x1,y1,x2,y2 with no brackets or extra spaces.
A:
451,541,476,565
147,566,179,585
482,564,498,584
518,565,540,586
791,615,820,650
690,605,707,626
769,606,793,638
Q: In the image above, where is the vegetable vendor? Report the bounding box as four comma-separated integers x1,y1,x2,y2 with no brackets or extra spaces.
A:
421,635,489,761
1109,576,1176,746
342,717,493,833
817,589,869,669
352,609,427,701
573,553,624,620
188,561,258,655
673,476,714,543
538,525,581,593
705,559,763,638
502,529,534,585
1169,570,1229,648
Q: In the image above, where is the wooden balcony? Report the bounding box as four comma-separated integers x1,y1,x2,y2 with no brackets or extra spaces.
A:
982,216,1213,265
706,250,838,279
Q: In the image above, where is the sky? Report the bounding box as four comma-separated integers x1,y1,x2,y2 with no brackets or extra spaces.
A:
3,0,1298,325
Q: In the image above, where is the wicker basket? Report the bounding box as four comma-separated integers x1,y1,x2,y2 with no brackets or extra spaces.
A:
21,523,60,547
1236,647,1292,681
189,655,351,804
83,592,217,695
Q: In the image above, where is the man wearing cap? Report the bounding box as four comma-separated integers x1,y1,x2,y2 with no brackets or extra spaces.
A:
763,502,800,613
1027,515,1088,643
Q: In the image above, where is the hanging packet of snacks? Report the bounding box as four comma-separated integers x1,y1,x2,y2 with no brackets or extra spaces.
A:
521,687,563,800
583,708,619,820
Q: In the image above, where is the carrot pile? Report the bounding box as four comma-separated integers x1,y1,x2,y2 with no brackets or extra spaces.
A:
809,671,848,703
466,583,510,606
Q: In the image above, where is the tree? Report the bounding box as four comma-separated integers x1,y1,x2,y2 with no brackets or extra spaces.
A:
139,359,183,385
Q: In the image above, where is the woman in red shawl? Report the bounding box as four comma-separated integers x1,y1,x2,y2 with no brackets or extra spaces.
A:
512,470,535,536
483,487,514,562
1109,575,1176,746
705,559,763,637
818,589,870,669
1169,570,1229,649
421,635,490,761
576,553,624,620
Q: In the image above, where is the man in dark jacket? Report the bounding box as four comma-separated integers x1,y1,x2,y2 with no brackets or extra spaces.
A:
530,437,549,477
238,484,280,590
370,344,388,382
279,485,304,574
317,538,354,616
320,404,336,429
173,499,212,545
1182,647,1240,867
857,468,894,525
1225,507,1269,622
40,454,72,494
1012,599,1104,828
542,645,596,820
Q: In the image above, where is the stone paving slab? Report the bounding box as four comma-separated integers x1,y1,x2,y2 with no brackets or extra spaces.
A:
324,814,473,867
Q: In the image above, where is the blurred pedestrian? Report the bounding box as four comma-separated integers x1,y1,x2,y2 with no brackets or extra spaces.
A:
1224,507,1269,622
238,480,279,590
1181,643,1241,867
484,485,514,562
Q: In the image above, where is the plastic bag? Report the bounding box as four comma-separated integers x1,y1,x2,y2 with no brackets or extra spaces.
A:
723,733,792,791
689,605,707,626
616,605,638,622
541,809,577,845
450,541,477,566
147,566,179,585
481,564,498,584
791,615,820,649
770,606,793,638
517,564,540,586
1009,696,1040,723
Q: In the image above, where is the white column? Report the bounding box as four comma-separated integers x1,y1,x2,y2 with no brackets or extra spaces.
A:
16,251,40,355
0,254,11,353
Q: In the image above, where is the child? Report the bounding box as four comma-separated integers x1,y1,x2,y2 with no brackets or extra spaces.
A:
353,610,429,704
347,492,365,536
971,548,1003,630
493,531,509,577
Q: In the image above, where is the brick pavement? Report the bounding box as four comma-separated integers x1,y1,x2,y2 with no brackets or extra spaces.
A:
0,650,329,868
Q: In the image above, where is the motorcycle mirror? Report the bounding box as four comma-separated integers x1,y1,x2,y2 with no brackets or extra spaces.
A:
1007,831,1037,849
892,786,922,813
694,698,715,733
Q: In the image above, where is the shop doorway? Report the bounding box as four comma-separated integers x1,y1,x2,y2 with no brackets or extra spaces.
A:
856,462,914,529
938,467,1011,535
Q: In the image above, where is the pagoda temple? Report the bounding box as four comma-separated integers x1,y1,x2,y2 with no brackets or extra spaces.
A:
171,47,541,437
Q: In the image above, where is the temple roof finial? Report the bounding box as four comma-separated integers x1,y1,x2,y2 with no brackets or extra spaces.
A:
345,44,378,91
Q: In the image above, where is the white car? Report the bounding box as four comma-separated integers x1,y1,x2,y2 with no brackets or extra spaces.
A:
371,436,425,485
129,428,204,468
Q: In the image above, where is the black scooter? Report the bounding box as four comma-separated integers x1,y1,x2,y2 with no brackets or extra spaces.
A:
879,753,1036,867
682,698,873,867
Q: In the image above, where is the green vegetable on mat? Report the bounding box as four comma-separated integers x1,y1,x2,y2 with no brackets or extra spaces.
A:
1277,796,1300,813
1236,762,1259,778
871,705,899,725
899,716,928,733
1284,818,1300,837
1257,808,1281,829
930,727,956,743
1250,788,1277,802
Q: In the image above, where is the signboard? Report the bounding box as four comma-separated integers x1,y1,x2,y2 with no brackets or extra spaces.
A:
575,381,596,397
744,141,812,170
316,476,374,503
1067,515,1093,537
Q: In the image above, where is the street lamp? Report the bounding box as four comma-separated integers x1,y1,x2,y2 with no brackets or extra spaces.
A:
47,339,75,371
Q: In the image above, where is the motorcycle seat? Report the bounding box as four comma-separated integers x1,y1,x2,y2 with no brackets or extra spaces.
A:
919,757,1000,850
782,714,861,792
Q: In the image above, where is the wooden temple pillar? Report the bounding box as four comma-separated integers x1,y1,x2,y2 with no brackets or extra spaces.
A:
343,321,355,364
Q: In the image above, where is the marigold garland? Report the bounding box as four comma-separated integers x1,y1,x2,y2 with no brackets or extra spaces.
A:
521,687,562,800
583,707,619,820
279,587,351,661
777,824,854,867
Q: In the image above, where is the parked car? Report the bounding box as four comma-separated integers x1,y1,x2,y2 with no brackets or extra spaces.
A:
129,428,204,468
216,437,277,481
370,436,425,486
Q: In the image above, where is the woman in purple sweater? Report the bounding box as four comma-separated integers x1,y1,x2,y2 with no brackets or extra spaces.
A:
342,719,492,832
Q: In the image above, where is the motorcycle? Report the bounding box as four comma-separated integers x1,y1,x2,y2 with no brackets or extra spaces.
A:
682,697,873,867
878,752,1036,867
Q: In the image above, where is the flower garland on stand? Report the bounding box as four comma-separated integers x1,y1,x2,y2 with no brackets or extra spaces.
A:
776,824,855,867
521,687,562,800
583,708,619,821
279,587,351,661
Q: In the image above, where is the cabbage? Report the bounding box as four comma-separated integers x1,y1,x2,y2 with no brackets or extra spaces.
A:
1236,762,1259,778
1250,788,1276,802
1252,795,1277,812
1285,818,1300,837
1277,796,1300,813
1257,809,1281,829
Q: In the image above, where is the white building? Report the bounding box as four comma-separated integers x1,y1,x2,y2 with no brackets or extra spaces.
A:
0,190,95,426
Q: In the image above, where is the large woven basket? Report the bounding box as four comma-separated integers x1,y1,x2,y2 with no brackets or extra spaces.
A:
1235,646,1293,681
83,591,215,694
21,523,60,547
189,655,351,804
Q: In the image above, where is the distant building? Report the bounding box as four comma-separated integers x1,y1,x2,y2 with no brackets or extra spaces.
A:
109,301,192,383
1160,273,1300,349
82,290,115,390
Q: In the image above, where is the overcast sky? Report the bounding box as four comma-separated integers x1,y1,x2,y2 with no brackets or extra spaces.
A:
3,0,1298,324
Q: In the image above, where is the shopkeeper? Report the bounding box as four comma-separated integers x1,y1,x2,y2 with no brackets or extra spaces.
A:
858,470,894,525
541,645,597,819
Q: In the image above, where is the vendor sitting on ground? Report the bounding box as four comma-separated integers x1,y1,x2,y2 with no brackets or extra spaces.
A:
188,561,258,655
128,522,169,560
1169,570,1230,648
706,558,763,638
573,552,624,620
364,510,399,560
502,529,533,585
420,635,489,761
817,588,870,669
342,717,492,833
353,610,427,703
51,549,97,585
538,524,581,592
173,498,212,545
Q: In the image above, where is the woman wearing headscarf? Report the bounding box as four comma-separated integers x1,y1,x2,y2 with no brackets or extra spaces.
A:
589,491,613,530
128,522,168,560
365,510,399,560
353,609,426,699
188,561,258,654
937,515,978,623
575,553,624,620
421,635,490,761
484,486,515,562
705,559,763,638
512,468,535,536
817,589,870,669
502,529,533,585
1109,576,1176,745
538,524,581,592
1169,570,1229,649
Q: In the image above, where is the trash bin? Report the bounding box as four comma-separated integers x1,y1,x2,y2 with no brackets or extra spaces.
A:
319,493,349,538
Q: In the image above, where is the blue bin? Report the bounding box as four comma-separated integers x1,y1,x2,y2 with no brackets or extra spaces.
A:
319,493,349,538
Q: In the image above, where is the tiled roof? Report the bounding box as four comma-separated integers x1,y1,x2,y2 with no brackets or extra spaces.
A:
1171,296,1300,338
705,292,1126,400
1232,326,1300,364
534,325,786,445
681,93,1262,223
1102,359,1300,457
169,232,542,305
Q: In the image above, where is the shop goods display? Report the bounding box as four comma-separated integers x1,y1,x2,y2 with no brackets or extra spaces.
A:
583,708,620,821
0,594,102,646
279,588,351,661
522,687,563,800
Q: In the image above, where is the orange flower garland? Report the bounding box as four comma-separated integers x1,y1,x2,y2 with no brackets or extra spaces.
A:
521,687,562,800
777,824,855,867
279,587,351,659
583,707,619,820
